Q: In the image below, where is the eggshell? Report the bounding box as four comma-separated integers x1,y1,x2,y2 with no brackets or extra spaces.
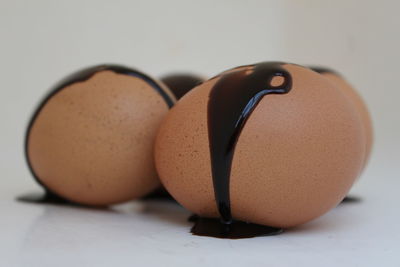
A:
155,63,365,228
319,71,373,169
27,66,175,206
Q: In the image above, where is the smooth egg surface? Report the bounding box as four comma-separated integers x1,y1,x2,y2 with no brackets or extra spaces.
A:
318,70,373,169
27,65,175,206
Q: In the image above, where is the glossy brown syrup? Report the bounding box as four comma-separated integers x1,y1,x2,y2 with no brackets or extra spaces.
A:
191,62,292,239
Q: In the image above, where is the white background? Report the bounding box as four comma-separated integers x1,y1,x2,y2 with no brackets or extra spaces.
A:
0,0,399,266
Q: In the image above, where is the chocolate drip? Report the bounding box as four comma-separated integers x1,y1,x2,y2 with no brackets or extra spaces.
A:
191,62,292,238
309,66,339,76
22,65,174,205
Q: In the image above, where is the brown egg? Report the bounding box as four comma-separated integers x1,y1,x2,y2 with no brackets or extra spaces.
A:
155,62,365,228
311,67,373,169
161,73,205,99
26,65,175,206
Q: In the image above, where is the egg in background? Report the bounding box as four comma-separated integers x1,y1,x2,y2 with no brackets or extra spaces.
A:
26,65,175,206
311,67,373,170
161,73,205,100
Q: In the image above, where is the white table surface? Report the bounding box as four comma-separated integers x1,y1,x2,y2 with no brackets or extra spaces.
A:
1,158,399,267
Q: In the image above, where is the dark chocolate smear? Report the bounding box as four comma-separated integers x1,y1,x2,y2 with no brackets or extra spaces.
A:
190,216,283,239
340,195,362,204
309,66,340,76
17,190,73,205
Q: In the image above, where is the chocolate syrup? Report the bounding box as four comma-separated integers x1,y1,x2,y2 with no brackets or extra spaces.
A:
22,65,174,204
190,215,283,239
309,66,339,76
341,195,361,203
17,191,72,205
161,73,204,99
191,62,292,239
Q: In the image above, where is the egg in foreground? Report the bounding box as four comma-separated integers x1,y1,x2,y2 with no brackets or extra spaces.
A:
155,62,365,229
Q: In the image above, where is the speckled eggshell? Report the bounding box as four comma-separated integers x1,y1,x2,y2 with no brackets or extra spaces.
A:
27,66,175,206
155,63,366,228
319,71,373,169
